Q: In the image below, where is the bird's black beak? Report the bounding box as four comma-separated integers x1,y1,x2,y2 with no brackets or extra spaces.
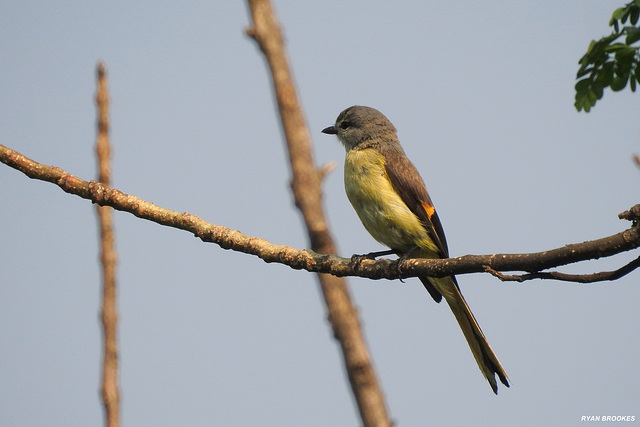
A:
321,126,337,135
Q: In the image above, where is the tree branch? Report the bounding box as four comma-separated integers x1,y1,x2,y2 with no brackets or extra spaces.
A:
2,143,639,284
484,255,640,283
245,1,391,425
95,62,120,427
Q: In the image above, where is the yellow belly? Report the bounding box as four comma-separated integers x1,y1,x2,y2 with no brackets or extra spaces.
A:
344,148,438,255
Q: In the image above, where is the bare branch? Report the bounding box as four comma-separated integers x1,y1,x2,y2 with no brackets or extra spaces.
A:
396,222,640,279
245,1,392,425
2,142,640,284
95,62,120,427
484,255,640,283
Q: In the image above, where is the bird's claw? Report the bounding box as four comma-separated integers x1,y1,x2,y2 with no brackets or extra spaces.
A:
395,246,420,280
350,249,395,271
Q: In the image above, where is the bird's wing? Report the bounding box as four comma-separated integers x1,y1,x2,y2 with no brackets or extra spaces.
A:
380,144,450,259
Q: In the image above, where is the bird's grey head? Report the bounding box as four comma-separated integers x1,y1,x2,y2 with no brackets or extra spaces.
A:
322,105,397,151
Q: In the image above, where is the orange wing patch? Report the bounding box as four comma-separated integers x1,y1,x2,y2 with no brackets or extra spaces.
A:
421,201,436,220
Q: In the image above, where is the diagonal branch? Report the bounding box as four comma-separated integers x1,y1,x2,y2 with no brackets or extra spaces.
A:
2,143,639,286
245,1,392,425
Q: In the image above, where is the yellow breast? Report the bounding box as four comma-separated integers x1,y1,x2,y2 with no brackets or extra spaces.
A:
344,148,437,254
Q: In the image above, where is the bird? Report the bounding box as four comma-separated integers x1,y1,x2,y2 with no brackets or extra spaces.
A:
322,105,509,394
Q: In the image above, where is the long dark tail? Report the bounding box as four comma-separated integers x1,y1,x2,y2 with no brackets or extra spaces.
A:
420,276,509,394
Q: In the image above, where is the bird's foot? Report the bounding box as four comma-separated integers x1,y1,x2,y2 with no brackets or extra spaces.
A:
350,249,395,270
350,249,394,263
395,246,420,279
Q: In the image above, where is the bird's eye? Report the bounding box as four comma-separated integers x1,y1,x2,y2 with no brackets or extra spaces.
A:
339,121,351,130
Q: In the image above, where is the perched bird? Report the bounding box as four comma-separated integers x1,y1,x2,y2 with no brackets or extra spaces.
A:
322,105,509,394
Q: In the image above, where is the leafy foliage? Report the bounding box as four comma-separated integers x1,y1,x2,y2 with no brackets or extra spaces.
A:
575,0,640,112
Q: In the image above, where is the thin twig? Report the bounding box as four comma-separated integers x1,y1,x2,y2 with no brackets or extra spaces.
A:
95,62,120,427
484,255,640,283
245,1,392,425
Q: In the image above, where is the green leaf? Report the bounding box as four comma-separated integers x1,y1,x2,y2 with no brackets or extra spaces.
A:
576,65,593,78
593,81,604,99
575,78,593,92
612,20,620,33
631,6,640,25
614,51,635,72
630,75,637,91
611,7,626,27
596,61,615,85
625,26,640,44
605,43,634,53
585,35,619,56
575,91,594,112
584,39,599,57
611,74,629,91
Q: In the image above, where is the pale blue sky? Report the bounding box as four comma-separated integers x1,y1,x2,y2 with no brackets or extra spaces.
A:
1,2,638,426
